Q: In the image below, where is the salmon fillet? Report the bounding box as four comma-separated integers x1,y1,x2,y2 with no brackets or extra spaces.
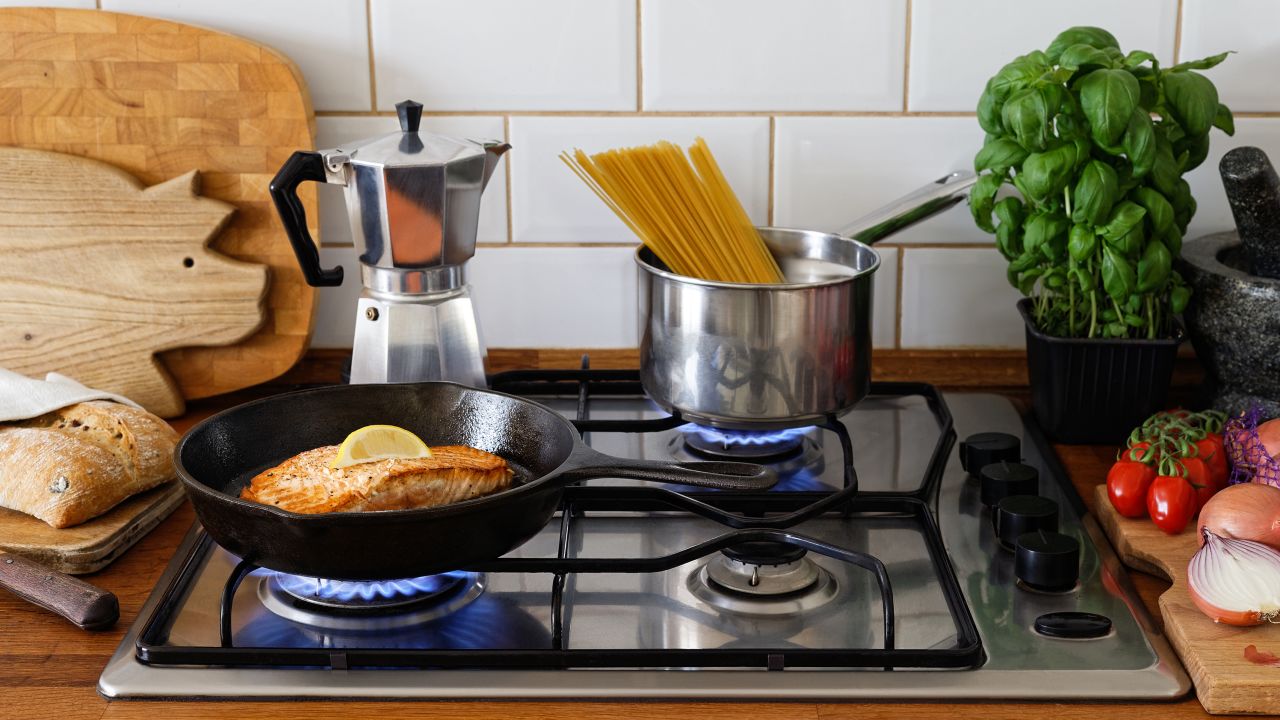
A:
239,445,515,514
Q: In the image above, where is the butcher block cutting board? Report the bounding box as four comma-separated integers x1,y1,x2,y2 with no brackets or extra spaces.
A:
1095,484,1280,715
0,146,267,416
0,480,183,574
0,7,319,406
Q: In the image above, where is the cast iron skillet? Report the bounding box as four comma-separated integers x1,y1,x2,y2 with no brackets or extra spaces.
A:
177,382,776,580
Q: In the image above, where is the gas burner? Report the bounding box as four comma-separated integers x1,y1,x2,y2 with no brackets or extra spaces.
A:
258,571,486,631
687,542,839,616
681,424,809,461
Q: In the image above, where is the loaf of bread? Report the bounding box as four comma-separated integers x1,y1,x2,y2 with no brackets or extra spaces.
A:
0,401,179,528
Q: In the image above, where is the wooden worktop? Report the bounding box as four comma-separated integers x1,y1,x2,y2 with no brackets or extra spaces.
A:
0,352,1234,720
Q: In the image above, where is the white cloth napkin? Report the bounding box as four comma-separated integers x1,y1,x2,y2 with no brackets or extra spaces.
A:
0,368,141,423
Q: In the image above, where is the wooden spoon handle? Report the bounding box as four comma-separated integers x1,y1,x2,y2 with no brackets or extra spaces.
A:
0,552,119,630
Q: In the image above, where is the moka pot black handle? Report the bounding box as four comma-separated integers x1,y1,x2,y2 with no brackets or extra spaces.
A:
269,150,344,287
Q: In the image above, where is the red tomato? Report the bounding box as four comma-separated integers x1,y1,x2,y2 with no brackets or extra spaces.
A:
1197,434,1229,487
1182,456,1216,512
1147,474,1198,534
1107,461,1156,517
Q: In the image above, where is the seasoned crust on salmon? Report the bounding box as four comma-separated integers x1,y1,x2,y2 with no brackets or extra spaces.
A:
239,445,515,514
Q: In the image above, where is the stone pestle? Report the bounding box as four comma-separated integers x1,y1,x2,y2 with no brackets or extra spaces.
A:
1221,146,1280,279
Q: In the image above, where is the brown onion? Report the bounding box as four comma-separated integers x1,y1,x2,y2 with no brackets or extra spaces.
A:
1260,418,1280,460
1189,529,1280,626
1197,482,1280,549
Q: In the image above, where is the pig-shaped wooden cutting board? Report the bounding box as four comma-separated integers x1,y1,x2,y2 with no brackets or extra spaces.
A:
0,146,267,416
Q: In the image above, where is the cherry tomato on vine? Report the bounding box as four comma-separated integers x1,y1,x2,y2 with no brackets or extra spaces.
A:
1196,434,1229,487
1147,474,1197,534
1182,456,1217,512
1107,460,1156,517
1123,440,1159,464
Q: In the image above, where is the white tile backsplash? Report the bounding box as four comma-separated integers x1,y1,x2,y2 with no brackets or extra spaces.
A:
510,116,770,243
311,246,637,348
48,0,1279,351
908,0,1178,112
642,0,905,111
900,248,1025,348
774,116,988,243
1181,0,1280,112
100,0,372,111
370,0,636,111
313,116,509,246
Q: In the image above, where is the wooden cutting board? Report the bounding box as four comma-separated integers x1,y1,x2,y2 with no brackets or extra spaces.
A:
1094,484,1280,715
0,480,183,574
0,146,267,416
0,7,319,406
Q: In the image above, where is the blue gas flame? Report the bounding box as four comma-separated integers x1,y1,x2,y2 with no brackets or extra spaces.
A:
681,424,812,448
275,571,469,604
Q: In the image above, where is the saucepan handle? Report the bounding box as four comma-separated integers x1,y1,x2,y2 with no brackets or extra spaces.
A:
559,446,777,491
838,170,978,245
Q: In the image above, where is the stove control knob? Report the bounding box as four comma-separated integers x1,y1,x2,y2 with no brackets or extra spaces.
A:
1015,530,1080,593
1034,611,1112,639
979,462,1039,507
995,495,1059,551
959,432,1021,474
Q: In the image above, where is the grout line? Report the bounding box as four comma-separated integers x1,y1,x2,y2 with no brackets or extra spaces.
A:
877,241,996,250
1173,0,1185,64
365,0,378,111
767,116,776,225
313,110,985,118
895,247,905,349
504,115,514,244
635,0,644,111
901,0,912,112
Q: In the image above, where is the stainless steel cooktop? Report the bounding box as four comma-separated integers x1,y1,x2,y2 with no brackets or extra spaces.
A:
99,373,1188,700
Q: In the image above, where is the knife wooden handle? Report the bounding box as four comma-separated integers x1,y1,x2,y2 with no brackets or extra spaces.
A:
0,552,119,630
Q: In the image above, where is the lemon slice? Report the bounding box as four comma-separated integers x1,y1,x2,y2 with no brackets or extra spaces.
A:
330,425,431,469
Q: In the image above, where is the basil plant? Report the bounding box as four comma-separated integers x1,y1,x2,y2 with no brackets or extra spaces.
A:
971,26,1234,339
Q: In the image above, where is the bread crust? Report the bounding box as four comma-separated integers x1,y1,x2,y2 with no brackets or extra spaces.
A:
240,444,515,514
0,402,178,528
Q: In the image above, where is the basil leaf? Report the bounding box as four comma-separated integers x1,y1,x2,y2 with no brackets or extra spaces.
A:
1150,136,1180,196
1114,224,1145,256
1124,50,1157,69
1072,160,1119,225
1059,44,1116,72
1133,186,1174,236
1172,179,1196,233
1123,110,1156,177
977,84,1002,135
968,173,1002,233
1102,246,1136,301
1163,70,1218,136
996,221,1020,260
1176,132,1211,172
988,56,1046,103
1018,268,1044,296
1214,102,1235,136
1068,223,1098,263
1165,225,1183,257
1001,87,1050,151
1172,52,1230,72
1137,238,1172,292
1171,285,1191,314
1100,201,1147,244
1079,69,1140,147
1047,26,1120,63
1019,143,1076,202
1071,265,1092,292
1018,211,1070,256
1009,251,1039,273
974,137,1028,173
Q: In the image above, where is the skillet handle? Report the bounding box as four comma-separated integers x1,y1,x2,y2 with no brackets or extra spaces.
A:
837,170,978,245
560,448,777,491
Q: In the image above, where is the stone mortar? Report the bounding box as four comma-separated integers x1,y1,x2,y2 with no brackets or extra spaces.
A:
1180,231,1280,416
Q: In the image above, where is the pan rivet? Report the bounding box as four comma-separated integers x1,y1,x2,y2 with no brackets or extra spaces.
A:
365,307,379,321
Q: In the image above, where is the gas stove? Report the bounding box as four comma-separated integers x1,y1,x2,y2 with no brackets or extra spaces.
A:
99,367,1188,700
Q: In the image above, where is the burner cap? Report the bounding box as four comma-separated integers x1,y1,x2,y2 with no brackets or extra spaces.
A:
259,572,486,630
721,541,807,566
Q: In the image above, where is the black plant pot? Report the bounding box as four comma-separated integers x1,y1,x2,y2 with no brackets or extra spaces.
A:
1019,299,1184,444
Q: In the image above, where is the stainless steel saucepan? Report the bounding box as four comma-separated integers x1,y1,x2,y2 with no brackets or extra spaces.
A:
637,171,978,429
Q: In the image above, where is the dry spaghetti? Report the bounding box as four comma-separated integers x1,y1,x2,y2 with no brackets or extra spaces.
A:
560,138,784,284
